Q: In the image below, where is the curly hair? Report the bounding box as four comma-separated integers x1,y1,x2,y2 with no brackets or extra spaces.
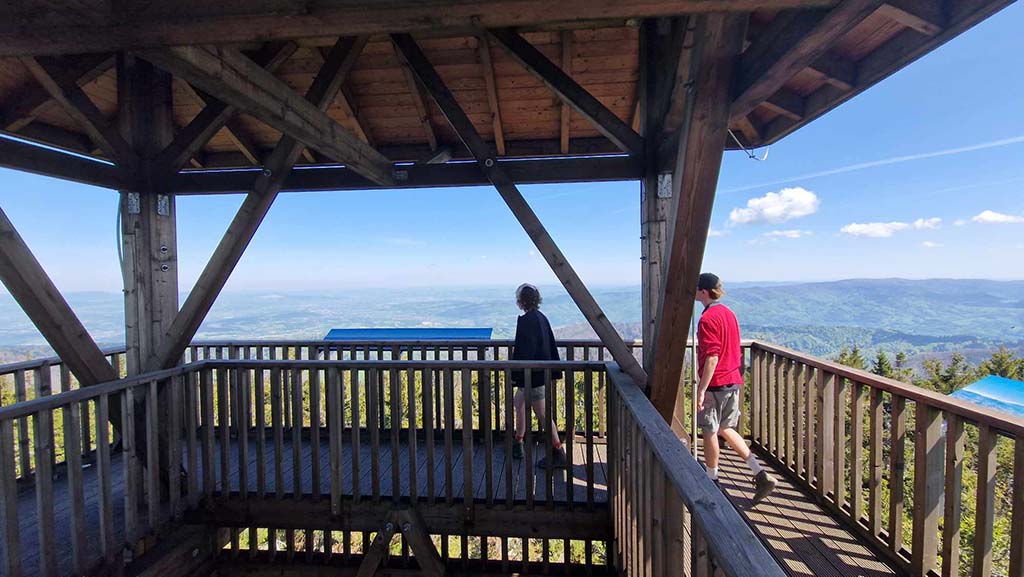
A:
516,284,542,310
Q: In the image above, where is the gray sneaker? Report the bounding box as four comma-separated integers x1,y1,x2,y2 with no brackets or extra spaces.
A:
537,447,567,470
752,470,777,506
511,440,524,459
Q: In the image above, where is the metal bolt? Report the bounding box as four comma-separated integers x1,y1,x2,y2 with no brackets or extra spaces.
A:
484,158,495,168
262,168,273,177
160,245,169,254
161,264,170,272
384,522,394,533
403,523,412,532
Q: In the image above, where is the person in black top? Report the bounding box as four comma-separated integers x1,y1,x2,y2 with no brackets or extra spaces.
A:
510,284,566,469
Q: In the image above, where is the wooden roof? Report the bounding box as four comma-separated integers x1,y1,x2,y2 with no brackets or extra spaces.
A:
0,0,1014,189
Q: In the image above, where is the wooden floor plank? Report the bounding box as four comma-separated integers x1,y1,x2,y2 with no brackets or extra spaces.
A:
703,441,897,577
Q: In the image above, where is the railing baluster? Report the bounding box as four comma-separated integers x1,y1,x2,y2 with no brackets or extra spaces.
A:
291,368,303,498
444,367,456,505
308,365,320,500
911,401,943,577
368,368,381,502
462,367,474,508
349,367,361,501
271,368,285,499
504,369,514,508
794,362,805,479
237,369,250,499
804,365,815,489
217,368,230,495
940,413,965,577
481,366,493,506
0,417,21,577
328,367,342,516
390,368,401,501
96,393,115,560
784,357,794,470
817,369,835,500
869,386,884,541
1009,436,1024,577
64,397,87,573
147,379,161,530
850,381,865,524
566,366,575,508
255,355,266,498
14,371,29,479
833,376,847,509
586,368,595,509
767,353,777,458
123,386,141,547
407,366,418,503
973,424,997,577
889,395,907,554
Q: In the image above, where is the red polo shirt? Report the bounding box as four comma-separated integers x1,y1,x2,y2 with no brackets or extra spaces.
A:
697,303,743,387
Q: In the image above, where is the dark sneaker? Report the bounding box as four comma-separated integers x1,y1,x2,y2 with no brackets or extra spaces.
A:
752,470,777,506
511,440,524,459
537,447,567,470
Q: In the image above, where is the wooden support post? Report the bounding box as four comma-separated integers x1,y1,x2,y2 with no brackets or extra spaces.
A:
151,36,368,371
648,14,745,421
119,53,178,376
911,402,943,577
392,32,647,386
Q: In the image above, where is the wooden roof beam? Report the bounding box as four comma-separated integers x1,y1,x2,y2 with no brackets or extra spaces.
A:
150,36,369,371
391,31,647,386
488,28,644,155
731,0,883,122
762,87,805,121
0,0,840,57
808,50,857,90
315,46,374,147
0,136,123,189
0,205,119,386
559,30,573,154
0,54,114,133
878,0,945,35
391,40,440,151
478,34,506,156
650,14,745,423
139,44,393,186
20,56,137,168
153,41,298,176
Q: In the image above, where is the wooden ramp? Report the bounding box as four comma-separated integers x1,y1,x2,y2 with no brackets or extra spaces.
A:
707,443,898,577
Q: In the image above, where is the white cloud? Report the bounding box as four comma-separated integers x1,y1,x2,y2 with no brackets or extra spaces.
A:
840,222,910,238
764,229,813,239
972,210,1024,224
921,241,943,248
728,187,819,225
708,228,729,237
912,218,941,229
954,219,967,226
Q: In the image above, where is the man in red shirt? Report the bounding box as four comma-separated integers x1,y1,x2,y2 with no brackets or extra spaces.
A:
696,273,776,505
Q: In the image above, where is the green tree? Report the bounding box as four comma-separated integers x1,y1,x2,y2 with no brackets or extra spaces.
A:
834,345,866,370
893,351,915,382
871,350,894,378
978,346,1023,380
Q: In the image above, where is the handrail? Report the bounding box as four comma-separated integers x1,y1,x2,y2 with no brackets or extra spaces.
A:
747,340,1024,577
752,340,1024,436
606,363,787,577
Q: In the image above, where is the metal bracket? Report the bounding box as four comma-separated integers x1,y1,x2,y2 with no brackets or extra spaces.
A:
126,192,141,215
157,194,170,216
657,173,672,198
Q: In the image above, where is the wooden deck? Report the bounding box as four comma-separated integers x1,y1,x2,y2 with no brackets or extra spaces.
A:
708,443,897,577
9,435,608,577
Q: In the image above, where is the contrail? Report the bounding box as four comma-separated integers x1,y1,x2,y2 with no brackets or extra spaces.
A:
720,135,1024,194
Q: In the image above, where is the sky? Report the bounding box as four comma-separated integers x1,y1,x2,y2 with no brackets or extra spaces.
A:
0,3,1022,295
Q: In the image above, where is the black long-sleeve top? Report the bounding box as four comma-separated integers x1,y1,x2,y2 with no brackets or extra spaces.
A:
511,309,563,386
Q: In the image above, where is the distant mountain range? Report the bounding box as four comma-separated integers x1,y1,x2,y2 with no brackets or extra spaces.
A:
0,279,1021,365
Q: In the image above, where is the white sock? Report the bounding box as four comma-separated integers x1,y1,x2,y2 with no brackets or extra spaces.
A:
706,466,718,481
746,455,763,475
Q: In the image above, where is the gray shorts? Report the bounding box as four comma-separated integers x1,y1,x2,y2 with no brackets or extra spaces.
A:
698,386,741,433
517,385,547,403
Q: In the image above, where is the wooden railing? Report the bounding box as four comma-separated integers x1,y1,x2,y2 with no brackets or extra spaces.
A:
0,357,611,577
748,341,1024,577
0,339,631,484
606,364,786,577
